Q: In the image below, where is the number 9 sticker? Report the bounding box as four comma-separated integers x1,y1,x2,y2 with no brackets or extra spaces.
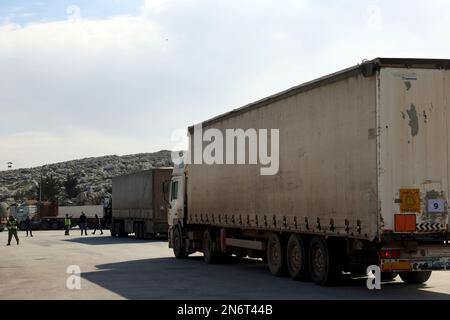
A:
427,199,445,213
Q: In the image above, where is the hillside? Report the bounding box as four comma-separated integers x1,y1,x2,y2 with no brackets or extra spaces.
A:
0,150,173,205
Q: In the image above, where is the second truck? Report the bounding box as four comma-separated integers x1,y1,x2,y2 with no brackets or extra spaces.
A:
110,169,171,239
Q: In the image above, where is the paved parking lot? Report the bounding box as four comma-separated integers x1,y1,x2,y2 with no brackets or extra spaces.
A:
1,230,450,300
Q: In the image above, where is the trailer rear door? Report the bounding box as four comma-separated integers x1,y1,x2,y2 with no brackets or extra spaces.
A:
378,67,450,235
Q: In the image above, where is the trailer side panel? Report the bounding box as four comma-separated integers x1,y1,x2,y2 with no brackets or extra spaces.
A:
187,72,378,240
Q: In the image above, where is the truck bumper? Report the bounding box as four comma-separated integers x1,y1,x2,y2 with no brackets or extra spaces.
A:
382,258,450,271
381,245,450,272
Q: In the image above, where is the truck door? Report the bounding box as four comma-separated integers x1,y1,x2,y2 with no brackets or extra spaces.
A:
168,176,185,226
378,67,450,234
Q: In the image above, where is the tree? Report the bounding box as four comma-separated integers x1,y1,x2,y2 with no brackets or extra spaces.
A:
37,175,61,203
63,173,79,199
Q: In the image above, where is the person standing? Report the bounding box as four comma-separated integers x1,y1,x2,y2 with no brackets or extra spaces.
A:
64,214,72,236
92,214,103,235
79,212,88,236
6,216,19,246
25,216,33,237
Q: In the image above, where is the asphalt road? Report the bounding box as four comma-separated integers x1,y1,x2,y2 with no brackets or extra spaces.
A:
1,230,450,300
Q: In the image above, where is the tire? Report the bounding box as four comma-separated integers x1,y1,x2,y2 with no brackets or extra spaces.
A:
134,223,140,239
267,233,287,277
41,221,50,230
141,224,147,239
51,221,59,230
286,234,309,281
399,271,432,284
116,222,127,237
203,228,220,264
381,272,399,281
173,227,188,259
110,221,118,237
308,236,340,286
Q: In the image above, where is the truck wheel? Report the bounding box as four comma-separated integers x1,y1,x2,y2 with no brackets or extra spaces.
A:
203,229,220,264
51,221,59,230
134,223,140,239
267,233,287,277
399,271,432,284
173,227,188,259
41,221,50,230
381,272,398,281
309,236,340,286
286,234,309,281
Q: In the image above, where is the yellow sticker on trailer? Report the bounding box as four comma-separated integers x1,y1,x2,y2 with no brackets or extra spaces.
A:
400,189,421,213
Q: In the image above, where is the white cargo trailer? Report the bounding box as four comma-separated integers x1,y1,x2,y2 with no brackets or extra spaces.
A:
167,58,450,286
111,169,172,239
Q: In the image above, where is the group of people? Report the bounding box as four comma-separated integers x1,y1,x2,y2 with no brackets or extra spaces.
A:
64,212,104,236
5,212,104,246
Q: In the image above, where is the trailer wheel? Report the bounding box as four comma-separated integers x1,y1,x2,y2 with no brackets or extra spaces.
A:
286,234,309,281
134,223,140,239
309,236,340,286
51,221,59,230
41,221,50,230
267,233,287,277
110,221,118,237
399,271,432,284
173,226,188,259
203,229,220,264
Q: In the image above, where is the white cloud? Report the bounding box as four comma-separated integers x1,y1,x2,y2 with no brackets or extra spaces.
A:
2,0,450,169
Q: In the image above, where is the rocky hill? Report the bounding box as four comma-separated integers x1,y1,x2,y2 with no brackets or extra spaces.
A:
0,150,173,205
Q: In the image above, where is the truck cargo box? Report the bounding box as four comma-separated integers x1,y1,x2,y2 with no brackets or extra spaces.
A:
111,168,172,238
184,58,450,242
58,205,104,219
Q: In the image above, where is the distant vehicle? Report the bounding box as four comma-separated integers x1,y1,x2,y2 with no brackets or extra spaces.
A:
58,205,106,229
15,203,107,230
167,58,450,286
110,169,172,239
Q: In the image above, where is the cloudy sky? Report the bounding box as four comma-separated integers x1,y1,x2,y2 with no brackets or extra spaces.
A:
1,0,450,170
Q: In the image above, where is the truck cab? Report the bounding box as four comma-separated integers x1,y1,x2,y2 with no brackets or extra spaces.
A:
168,154,192,257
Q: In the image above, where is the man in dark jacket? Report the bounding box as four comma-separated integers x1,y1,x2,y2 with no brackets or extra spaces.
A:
79,212,88,236
25,216,33,237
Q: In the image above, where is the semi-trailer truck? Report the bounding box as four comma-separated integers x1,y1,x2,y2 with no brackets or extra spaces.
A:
167,58,450,286
110,169,172,239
